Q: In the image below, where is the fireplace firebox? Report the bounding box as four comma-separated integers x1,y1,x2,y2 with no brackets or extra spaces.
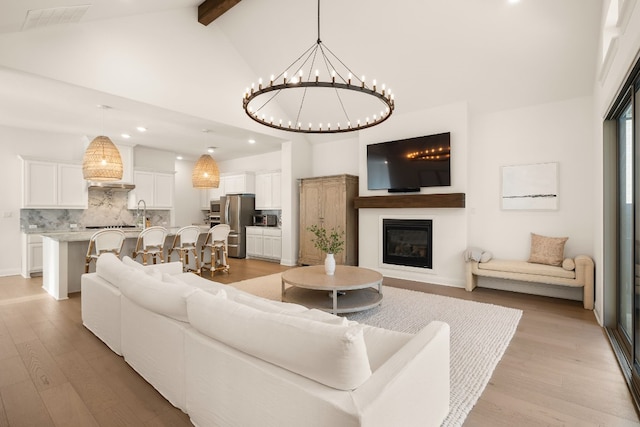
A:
382,219,433,269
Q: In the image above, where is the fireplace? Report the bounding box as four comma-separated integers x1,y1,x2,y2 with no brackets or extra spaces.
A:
382,219,433,269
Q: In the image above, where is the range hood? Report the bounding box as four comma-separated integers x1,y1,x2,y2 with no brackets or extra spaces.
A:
88,182,135,191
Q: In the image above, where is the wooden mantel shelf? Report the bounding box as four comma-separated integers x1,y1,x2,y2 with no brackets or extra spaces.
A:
354,193,465,209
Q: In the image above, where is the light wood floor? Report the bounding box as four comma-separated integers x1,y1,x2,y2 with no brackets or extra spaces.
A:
0,259,638,426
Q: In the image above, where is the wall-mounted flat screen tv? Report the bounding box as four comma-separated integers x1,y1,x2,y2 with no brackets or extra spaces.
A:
367,132,451,192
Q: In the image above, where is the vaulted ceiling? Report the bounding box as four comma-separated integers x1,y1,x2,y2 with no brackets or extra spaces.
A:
0,0,602,160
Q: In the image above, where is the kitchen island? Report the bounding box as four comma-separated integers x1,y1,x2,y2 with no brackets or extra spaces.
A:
40,226,210,300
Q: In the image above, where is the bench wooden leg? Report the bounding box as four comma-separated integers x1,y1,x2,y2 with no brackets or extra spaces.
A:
465,262,477,292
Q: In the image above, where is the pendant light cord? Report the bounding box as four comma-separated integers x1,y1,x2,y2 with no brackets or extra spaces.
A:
317,0,321,44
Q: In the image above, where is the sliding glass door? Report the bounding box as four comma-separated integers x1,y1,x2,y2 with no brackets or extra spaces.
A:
607,64,640,408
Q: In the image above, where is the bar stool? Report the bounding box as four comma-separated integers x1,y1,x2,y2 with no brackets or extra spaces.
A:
168,225,202,273
132,226,168,265
85,229,126,273
200,224,230,277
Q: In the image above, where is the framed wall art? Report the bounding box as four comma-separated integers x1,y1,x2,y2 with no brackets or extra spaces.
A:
501,162,558,210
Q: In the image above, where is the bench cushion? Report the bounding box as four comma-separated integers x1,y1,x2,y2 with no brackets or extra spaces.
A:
477,259,575,279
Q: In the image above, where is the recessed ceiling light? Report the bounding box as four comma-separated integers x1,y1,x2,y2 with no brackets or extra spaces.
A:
508,0,520,3
207,146,216,153
248,139,256,144
121,133,131,139
136,127,147,132
176,155,183,160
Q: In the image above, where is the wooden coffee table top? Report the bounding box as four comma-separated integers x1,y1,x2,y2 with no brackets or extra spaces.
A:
281,265,383,314
281,265,383,291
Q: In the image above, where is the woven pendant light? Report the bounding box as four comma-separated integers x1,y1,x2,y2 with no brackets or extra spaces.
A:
192,154,220,188
82,136,123,181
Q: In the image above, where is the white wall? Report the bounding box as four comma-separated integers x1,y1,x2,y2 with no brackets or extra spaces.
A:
311,136,359,177
217,151,281,174
468,97,596,260
173,159,205,227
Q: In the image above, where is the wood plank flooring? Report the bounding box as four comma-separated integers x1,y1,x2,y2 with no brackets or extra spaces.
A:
0,259,638,426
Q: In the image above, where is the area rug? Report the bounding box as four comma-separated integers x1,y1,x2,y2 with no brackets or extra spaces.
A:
231,273,523,427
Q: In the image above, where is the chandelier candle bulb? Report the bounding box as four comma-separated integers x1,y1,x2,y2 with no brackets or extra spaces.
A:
258,78,263,90
373,79,377,91
348,73,352,84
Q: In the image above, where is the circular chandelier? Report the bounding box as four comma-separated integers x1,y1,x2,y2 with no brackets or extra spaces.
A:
242,0,395,134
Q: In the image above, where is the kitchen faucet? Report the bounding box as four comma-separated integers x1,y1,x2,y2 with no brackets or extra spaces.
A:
136,199,147,229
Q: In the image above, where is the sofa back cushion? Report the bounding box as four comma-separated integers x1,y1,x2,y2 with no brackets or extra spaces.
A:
120,269,200,322
186,289,372,390
96,253,136,289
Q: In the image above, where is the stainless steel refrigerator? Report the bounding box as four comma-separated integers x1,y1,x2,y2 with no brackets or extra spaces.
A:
220,193,255,258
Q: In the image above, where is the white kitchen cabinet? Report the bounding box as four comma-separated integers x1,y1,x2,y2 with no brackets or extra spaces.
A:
58,163,88,207
246,227,262,257
262,228,282,259
223,172,255,194
246,226,281,261
21,233,42,278
129,170,175,209
255,171,282,209
21,157,87,208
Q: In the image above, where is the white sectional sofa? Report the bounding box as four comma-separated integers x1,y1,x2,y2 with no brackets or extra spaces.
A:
81,253,450,427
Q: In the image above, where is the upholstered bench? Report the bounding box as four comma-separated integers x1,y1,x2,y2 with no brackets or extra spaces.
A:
465,255,594,309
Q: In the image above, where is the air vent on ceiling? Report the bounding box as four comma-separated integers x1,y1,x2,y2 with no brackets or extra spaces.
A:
22,5,91,31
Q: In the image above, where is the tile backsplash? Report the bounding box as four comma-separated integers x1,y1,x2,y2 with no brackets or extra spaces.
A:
21,189,170,232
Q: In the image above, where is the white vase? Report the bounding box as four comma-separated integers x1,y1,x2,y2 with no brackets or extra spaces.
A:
324,253,336,275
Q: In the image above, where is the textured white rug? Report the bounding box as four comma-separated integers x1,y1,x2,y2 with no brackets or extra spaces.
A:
231,273,522,427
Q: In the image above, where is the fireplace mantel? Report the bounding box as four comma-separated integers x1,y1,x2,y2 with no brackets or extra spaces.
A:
354,193,465,209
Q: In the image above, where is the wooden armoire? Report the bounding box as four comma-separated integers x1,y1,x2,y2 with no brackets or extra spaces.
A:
298,174,359,266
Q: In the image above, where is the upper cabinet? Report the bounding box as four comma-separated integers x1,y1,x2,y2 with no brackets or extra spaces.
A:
128,170,175,209
255,171,282,210
21,157,87,209
224,172,255,194
198,172,256,209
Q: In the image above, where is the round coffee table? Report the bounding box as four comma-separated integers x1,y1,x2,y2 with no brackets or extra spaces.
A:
281,265,383,314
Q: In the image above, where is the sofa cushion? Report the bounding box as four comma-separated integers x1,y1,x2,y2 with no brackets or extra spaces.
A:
96,253,137,289
120,269,204,322
233,293,348,326
528,233,568,266
478,259,575,279
175,272,240,296
186,289,372,390
233,292,308,313
122,256,144,271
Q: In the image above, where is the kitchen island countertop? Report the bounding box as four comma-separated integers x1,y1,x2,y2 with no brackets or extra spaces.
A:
39,225,210,242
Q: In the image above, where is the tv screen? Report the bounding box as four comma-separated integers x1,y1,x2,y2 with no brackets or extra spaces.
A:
367,132,451,191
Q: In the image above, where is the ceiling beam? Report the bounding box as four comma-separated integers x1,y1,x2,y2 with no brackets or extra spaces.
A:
198,0,241,26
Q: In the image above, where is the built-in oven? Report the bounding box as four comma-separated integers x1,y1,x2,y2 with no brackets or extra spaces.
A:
209,200,221,227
